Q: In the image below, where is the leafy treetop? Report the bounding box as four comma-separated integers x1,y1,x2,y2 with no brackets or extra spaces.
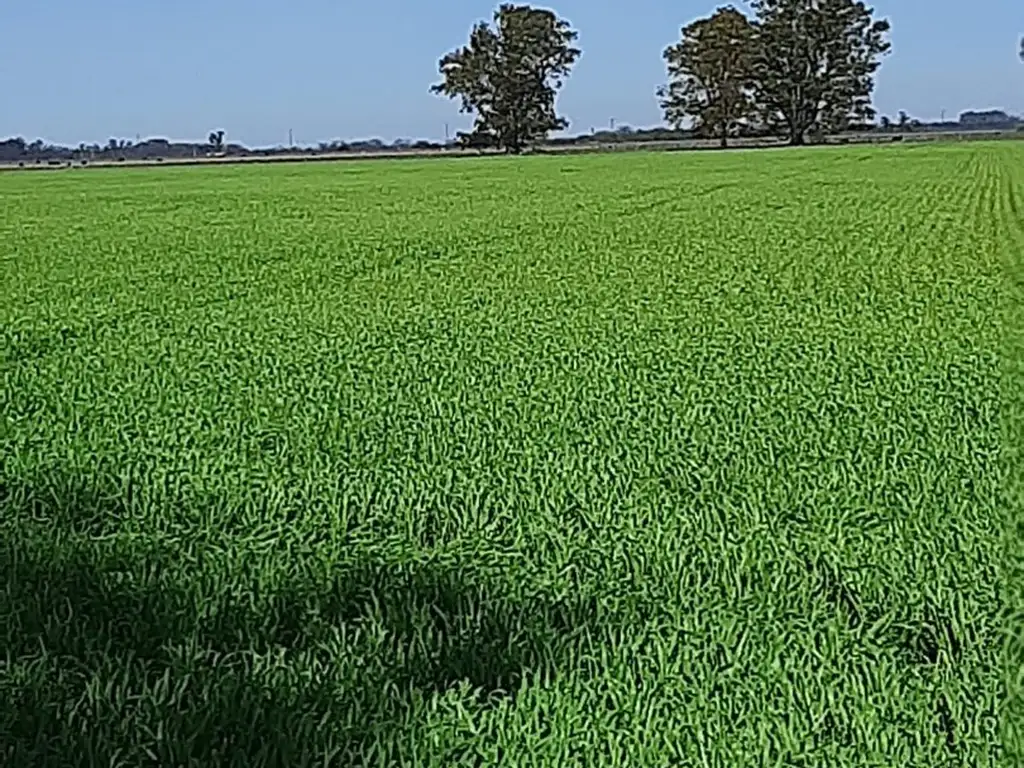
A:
659,6,759,148
431,4,581,153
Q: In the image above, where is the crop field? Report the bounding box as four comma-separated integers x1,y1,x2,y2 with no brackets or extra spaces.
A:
1,143,1021,766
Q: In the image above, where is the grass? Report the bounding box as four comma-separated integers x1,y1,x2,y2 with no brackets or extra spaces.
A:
0,142,1020,766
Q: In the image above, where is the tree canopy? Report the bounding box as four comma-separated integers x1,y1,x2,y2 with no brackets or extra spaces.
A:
659,6,758,147
430,4,581,153
750,0,891,144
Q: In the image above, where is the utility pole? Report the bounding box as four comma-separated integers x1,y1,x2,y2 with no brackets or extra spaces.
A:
940,109,945,122
610,117,615,131
444,122,450,142
288,128,293,148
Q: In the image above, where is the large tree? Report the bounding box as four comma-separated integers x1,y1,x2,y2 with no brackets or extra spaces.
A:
658,6,758,148
750,0,891,145
431,4,581,154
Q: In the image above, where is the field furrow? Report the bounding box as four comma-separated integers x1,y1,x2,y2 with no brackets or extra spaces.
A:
998,142,1024,764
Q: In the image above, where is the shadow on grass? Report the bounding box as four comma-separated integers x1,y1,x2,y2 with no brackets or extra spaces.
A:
0,473,601,767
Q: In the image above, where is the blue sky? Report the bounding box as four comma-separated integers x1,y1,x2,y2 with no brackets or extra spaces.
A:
1,0,1021,147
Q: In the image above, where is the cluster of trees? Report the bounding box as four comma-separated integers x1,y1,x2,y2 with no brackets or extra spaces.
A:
432,1,892,151
658,2,891,147
0,136,443,165
879,111,919,132
0,135,244,165
0,136,153,164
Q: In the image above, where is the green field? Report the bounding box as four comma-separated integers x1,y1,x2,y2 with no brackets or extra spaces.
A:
1,143,1021,766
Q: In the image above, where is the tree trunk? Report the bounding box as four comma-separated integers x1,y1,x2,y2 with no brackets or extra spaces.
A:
504,129,522,154
720,129,728,149
789,129,805,146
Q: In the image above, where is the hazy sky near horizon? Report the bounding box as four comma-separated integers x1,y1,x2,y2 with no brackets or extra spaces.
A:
1,0,1021,147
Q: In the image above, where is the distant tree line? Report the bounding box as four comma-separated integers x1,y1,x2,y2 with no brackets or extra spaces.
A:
2,3,1023,161
0,135,448,165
